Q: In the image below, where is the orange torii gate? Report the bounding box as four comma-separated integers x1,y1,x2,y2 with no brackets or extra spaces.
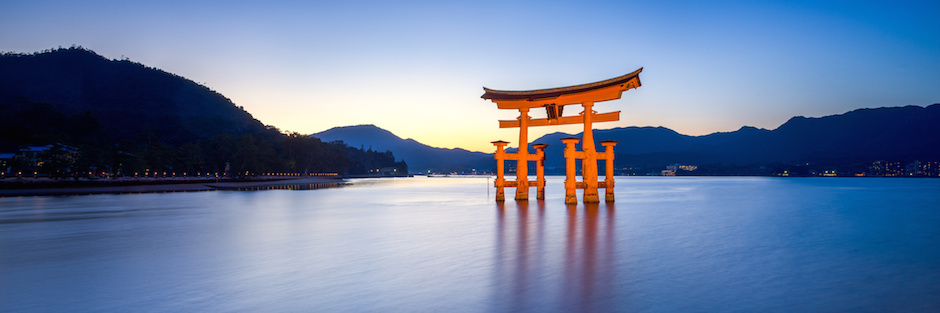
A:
482,68,642,204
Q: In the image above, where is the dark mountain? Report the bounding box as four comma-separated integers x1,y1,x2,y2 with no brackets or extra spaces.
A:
528,104,940,172
763,105,940,161
0,47,266,149
0,47,404,178
311,104,940,175
313,125,492,173
525,126,702,168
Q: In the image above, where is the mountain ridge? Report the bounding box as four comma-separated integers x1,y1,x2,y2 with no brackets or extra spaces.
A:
313,124,492,173
0,46,267,148
534,104,940,169
315,104,940,174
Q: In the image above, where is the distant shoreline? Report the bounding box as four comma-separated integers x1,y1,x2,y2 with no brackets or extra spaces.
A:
3,174,934,198
0,177,345,197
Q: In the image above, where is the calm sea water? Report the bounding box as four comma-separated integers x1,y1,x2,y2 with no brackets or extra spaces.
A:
1,177,939,312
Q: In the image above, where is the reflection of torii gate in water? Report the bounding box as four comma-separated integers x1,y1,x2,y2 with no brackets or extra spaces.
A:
482,68,642,204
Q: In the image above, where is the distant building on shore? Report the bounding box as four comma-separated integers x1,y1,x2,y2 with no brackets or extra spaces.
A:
2,144,79,177
660,164,697,176
869,160,939,177
0,153,14,175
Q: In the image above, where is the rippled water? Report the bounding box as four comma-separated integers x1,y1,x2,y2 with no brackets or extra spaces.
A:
1,177,939,312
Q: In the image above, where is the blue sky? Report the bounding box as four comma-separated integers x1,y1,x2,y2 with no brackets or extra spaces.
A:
2,0,938,152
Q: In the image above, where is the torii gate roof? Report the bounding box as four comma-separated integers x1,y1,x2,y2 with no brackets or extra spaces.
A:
481,68,643,103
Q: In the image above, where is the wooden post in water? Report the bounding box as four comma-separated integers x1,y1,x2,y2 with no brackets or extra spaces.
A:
492,140,509,202
581,101,599,203
515,108,530,201
601,140,618,203
533,143,548,200
562,137,581,204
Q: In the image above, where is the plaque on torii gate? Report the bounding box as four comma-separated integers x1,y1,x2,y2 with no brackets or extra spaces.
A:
482,68,642,204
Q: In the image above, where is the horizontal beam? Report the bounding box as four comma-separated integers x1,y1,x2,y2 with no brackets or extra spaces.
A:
491,78,640,109
564,151,614,160
497,181,544,189
568,181,611,189
500,111,620,128
482,69,642,101
495,153,542,161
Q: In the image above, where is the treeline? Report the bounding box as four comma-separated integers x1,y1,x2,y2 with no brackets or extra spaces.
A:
1,110,408,178
95,131,355,177
339,144,409,176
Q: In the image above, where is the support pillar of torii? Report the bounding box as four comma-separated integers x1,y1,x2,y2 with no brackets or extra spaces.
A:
482,68,642,203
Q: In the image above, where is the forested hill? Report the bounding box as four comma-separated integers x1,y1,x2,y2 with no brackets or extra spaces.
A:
0,47,405,177
0,46,265,147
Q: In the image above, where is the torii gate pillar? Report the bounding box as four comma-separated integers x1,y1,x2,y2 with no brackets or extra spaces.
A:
515,107,530,201
491,110,548,202
581,101,600,203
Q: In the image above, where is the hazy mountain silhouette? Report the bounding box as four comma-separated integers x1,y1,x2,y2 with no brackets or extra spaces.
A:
313,125,491,173
316,105,940,174
528,104,940,169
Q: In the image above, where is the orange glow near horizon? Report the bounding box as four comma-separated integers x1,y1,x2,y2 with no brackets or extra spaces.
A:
5,1,934,153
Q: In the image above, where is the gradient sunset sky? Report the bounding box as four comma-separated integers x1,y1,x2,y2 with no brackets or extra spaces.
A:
2,0,938,152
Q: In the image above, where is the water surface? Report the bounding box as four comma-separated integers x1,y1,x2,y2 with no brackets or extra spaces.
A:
1,177,939,312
